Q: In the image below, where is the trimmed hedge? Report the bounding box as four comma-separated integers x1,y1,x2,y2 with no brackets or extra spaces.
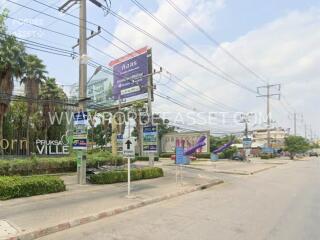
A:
89,167,164,184
194,153,211,159
0,152,124,176
135,156,159,161
0,176,66,200
159,153,174,158
260,154,275,159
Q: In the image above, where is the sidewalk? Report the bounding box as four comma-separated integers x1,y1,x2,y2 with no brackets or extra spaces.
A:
0,166,222,240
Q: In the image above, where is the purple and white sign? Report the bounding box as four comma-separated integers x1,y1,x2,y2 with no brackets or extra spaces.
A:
109,47,151,104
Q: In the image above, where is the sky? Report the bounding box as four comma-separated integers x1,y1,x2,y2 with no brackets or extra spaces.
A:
1,0,320,138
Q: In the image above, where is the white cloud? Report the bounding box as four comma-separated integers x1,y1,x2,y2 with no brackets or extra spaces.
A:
105,1,320,136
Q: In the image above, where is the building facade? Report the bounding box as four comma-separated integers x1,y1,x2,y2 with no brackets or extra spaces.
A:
252,127,289,149
161,131,210,153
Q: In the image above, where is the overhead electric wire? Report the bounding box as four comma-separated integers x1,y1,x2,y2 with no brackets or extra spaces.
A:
130,0,257,92
27,0,257,95
165,0,268,84
8,0,246,115
24,0,243,112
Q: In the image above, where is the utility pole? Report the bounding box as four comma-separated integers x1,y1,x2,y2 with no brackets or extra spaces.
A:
257,83,280,149
294,112,297,136
59,0,106,184
305,123,308,139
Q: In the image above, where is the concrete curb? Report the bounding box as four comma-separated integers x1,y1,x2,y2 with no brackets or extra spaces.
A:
7,180,223,240
211,165,277,175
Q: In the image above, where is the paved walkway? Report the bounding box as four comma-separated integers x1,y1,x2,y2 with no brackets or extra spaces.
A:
0,166,219,239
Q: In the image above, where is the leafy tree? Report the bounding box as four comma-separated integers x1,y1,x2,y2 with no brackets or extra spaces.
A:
39,77,67,142
0,10,26,153
284,136,310,159
20,54,47,154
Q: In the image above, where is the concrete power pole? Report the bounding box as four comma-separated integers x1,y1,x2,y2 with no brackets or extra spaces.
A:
257,83,281,149
59,0,105,184
78,0,87,185
294,112,297,136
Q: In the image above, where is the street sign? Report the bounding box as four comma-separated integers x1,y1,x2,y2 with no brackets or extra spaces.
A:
176,147,187,165
142,125,158,153
123,137,135,157
242,137,252,149
72,112,88,150
117,134,123,154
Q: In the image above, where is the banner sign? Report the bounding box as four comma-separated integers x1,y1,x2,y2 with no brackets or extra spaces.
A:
142,125,158,153
109,47,151,105
176,146,187,165
117,134,123,153
73,112,88,150
242,137,252,149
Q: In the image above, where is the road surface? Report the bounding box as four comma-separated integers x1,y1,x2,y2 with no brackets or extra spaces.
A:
40,159,320,240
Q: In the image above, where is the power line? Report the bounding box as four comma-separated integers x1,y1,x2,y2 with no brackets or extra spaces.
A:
23,0,244,111
130,0,258,92
165,0,268,84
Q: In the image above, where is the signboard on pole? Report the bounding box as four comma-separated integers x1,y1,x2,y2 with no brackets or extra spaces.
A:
72,112,88,150
123,137,135,157
176,147,187,165
117,134,123,154
142,125,158,153
109,47,152,106
242,137,252,149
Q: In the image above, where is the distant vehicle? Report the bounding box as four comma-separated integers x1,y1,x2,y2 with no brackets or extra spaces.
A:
309,152,318,157
232,154,244,161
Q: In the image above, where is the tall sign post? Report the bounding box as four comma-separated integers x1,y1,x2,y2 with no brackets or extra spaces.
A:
175,146,186,185
142,125,158,166
72,112,88,184
123,137,135,196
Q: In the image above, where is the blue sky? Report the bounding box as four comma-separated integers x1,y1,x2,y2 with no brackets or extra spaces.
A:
2,0,320,137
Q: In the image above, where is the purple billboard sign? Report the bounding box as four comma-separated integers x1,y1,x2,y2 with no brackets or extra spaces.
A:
109,47,151,103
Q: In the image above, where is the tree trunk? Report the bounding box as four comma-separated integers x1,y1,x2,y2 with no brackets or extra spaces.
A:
0,114,3,156
136,111,142,156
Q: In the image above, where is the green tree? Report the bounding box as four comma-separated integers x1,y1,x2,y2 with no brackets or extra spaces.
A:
0,10,26,154
20,54,47,154
284,136,310,159
39,77,67,142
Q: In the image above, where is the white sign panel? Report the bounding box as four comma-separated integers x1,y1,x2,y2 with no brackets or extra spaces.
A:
123,138,135,157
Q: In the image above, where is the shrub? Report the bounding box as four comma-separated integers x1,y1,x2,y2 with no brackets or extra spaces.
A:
134,156,159,161
89,167,164,184
0,152,124,176
0,176,66,200
159,153,174,158
260,153,275,159
194,153,211,159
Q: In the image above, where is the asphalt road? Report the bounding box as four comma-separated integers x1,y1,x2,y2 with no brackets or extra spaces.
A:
40,158,320,240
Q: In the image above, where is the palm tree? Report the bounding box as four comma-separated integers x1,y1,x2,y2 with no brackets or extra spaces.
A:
0,12,26,154
20,54,47,154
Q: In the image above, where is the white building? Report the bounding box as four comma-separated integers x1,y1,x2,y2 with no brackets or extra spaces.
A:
70,72,114,107
252,127,289,149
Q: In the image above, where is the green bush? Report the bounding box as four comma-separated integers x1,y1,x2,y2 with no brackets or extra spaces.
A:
260,153,275,159
194,153,211,159
134,156,159,161
89,167,164,184
0,176,66,200
159,153,174,158
0,151,124,176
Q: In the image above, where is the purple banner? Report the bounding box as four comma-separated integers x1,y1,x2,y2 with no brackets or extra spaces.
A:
112,50,149,101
